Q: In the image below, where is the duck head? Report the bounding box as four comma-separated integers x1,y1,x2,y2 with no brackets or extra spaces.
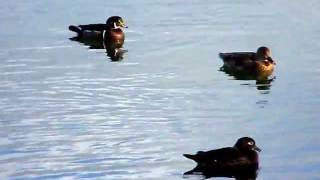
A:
234,137,261,152
106,16,128,29
256,46,276,65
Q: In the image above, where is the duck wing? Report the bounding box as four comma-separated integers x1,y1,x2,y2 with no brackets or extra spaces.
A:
219,52,256,71
69,24,107,36
184,147,241,164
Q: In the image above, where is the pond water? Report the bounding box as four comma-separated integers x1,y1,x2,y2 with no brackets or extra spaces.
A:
1,0,320,179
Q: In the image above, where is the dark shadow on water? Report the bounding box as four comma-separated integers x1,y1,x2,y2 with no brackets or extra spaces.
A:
183,165,258,180
69,36,127,62
220,66,275,91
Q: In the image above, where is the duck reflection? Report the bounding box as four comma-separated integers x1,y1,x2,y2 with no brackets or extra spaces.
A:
68,16,128,61
220,66,275,91
183,166,258,180
69,37,127,61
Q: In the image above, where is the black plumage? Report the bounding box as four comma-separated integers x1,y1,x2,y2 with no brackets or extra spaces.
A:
183,137,260,179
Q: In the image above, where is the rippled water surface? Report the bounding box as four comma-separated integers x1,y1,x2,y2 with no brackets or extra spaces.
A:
1,0,320,179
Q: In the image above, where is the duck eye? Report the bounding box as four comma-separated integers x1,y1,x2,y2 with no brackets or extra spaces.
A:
248,142,254,146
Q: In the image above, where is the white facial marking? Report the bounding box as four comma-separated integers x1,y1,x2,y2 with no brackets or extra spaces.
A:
113,22,120,29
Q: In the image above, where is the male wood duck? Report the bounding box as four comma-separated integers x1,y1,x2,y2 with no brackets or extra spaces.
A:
68,16,127,49
183,137,261,179
219,47,276,78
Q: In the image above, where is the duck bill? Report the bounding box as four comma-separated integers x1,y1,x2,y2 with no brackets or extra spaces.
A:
267,57,276,65
253,146,261,152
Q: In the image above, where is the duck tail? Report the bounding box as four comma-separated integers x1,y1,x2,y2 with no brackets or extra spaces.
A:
183,154,199,162
219,52,228,59
68,25,82,36
219,53,230,63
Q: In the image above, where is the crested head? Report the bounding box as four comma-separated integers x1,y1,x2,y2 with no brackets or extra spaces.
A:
234,137,261,152
256,46,276,64
256,46,271,58
106,16,127,29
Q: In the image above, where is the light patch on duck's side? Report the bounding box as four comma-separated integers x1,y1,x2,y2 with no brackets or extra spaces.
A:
102,30,107,49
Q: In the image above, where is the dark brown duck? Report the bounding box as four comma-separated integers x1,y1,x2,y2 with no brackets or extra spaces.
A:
183,137,261,179
219,47,276,78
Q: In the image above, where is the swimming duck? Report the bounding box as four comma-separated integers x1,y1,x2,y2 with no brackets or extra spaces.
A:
68,16,127,49
219,47,275,78
183,137,261,179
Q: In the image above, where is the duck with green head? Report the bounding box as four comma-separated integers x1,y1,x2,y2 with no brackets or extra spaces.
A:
219,47,276,78
69,16,128,49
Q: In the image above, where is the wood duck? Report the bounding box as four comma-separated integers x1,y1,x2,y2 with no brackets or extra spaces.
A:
68,16,127,49
183,137,261,179
219,47,276,78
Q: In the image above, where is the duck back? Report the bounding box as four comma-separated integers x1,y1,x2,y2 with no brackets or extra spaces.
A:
220,52,255,62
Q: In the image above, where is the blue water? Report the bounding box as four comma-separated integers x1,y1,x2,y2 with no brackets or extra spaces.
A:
1,0,320,179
